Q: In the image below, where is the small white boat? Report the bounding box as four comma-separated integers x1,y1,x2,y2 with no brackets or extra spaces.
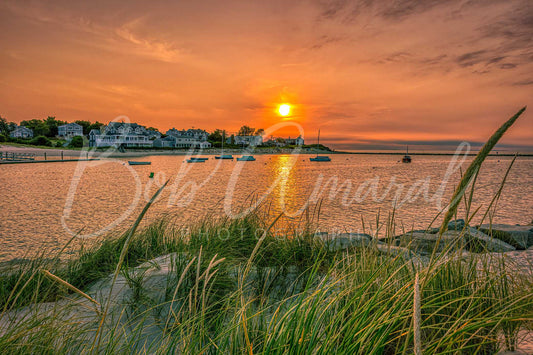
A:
237,155,256,161
128,161,151,165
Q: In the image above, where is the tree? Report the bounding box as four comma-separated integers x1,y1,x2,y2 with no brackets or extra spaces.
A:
238,125,255,136
21,119,50,137
0,117,9,136
88,121,104,132
208,129,224,142
255,128,264,136
29,135,52,147
44,116,66,137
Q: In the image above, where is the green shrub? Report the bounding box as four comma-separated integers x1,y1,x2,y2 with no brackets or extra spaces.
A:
29,135,52,146
68,135,84,148
0,134,5,142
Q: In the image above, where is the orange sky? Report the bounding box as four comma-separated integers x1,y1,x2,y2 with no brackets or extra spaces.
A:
0,0,532,151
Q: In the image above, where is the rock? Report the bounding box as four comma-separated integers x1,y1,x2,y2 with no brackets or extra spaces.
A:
448,219,465,230
409,227,440,234
395,231,463,254
478,224,533,250
395,228,516,254
463,227,516,253
374,243,417,259
316,232,373,251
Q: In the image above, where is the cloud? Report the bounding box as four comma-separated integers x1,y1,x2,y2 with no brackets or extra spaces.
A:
456,50,488,67
380,0,457,20
512,79,533,86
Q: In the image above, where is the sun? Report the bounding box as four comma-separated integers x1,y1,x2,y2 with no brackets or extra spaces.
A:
278,104,291,116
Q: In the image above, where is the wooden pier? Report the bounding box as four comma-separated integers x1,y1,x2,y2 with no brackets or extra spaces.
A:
1,152,36,161
0,151,99,164
0,158,100,164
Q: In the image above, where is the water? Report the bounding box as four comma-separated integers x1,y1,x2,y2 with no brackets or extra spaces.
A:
1,154,532,261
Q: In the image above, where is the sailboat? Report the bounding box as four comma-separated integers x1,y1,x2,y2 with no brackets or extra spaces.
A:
402,146,412,163
215,131,233,159
310,129,331,162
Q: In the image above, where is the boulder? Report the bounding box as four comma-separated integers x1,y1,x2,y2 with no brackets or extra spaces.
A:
462,227,516,253
448,219,465,231
374,243,415,258
407,227,440,234
395,231,463,254
395,228,516,254
478,224,533,250
316,232,373,251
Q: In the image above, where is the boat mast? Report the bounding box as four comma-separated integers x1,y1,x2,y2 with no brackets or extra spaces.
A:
317,129,320,157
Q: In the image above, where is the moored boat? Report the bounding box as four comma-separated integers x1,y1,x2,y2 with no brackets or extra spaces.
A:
215,131,233,159
309,129,331,162
215,155,233,159
187,157,208,161
237,155,256,161
187,159,206,163
402,146,412,163
310,156,331,162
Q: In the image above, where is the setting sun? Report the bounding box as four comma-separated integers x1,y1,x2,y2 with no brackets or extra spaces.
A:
278,104,291,116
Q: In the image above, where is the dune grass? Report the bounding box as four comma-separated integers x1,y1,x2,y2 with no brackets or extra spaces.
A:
0,205,531,354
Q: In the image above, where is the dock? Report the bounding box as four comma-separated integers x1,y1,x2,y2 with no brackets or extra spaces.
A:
0,151,99,164
0,158,100,165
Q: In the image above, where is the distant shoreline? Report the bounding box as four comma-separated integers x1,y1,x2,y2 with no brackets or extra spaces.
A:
1,144,532,158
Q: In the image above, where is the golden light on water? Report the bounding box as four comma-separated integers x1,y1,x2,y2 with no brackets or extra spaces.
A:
278,104,291,116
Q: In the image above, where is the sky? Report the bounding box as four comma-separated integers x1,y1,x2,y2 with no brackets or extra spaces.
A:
0,0,532,151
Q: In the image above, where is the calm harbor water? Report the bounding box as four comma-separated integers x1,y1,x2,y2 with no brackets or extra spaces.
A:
1,153,532,261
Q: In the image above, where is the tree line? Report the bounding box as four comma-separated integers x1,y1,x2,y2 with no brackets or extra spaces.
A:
0,116,105,138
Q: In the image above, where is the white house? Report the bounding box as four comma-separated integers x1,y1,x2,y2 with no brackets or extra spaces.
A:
153,135,212,149
91,134,153,148
229,135,263,147
10,126,34,139
161,128,211,148
285,136,304,146
58,123,83,138
89,122,154,148
166,128,209,141
153,136,177,148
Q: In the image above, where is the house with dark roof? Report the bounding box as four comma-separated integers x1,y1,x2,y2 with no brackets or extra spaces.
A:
58,123,83,138
10,126,34,139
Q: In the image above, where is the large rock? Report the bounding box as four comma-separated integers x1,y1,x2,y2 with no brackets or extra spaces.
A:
448,219,465,231
316,232,373,251
395,228,516,254
395,231,464,254
478,224,533,250
462,227,516,253
374,243,417,259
